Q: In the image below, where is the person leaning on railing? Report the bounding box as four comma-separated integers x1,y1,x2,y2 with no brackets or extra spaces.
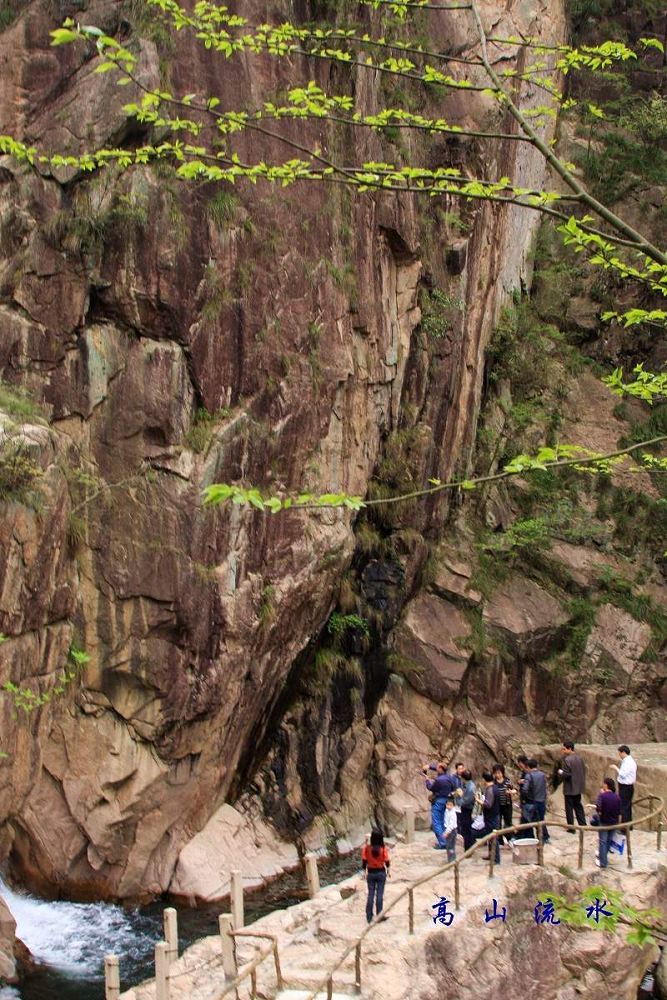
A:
594,777,621,869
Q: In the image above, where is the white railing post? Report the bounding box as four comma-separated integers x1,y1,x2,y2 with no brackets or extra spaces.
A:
305,853,320,898
404,805,415,844
155,941,170,1000
104,955,120,1000
231,869,245,929
219,914,238,981
163,907,178,966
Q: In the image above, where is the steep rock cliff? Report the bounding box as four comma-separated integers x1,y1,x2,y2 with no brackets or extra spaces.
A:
0,0,570,899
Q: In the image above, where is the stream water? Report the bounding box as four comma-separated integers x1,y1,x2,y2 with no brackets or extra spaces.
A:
0,854,360,1000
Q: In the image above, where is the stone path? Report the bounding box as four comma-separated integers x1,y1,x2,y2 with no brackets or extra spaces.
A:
120,792,666,1000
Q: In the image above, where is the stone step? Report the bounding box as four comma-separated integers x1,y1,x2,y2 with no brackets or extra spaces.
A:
282,967,358,990
276,991,357,1000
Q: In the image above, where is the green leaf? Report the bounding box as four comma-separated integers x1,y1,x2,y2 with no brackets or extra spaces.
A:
51,28,79,45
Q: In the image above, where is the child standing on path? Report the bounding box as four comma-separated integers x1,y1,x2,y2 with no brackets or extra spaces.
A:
444,798,458,861
361,829,391,923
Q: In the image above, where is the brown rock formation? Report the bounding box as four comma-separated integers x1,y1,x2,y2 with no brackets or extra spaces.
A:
4,0,633,904
0,895,18,983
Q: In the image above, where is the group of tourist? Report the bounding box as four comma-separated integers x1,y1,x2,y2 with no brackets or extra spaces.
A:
420,756,549,866
360,743,637,923
421,742,638,869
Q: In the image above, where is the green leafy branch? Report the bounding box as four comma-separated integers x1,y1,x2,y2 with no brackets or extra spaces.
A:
202,436,667,514
32,1,665,265
603,364,667,403
549,887,666,947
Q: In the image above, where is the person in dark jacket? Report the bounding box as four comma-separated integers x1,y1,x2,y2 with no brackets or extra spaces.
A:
558,741,587,830
361,828,390,922
482,771,501,865
595,778,621,869
492,764,514,845
459,768,476,851
524,758,550,843
516,754,530,822
422,762,454,850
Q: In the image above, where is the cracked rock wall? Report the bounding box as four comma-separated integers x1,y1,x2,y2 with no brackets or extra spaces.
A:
0,0,565,899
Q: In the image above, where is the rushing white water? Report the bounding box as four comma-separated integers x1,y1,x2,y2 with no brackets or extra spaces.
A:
0,878,157,979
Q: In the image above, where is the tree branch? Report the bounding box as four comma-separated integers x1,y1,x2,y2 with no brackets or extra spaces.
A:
469,1,667,265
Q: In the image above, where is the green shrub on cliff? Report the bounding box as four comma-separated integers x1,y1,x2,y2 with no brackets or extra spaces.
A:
0,383,47,423
0,440,42,503
0,2,14,32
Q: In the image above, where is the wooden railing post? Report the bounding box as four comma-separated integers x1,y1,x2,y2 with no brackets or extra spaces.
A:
404,805,415,845
355,942,362,994
626,827,633,869
273,941,284,991
408,888,414,934
327,977,333,1000
488,835,495,878
104,955,120,1000
163,907,178,966
250,968,257,999
577,828,584,869
219,914,237,981
155,941,170,1000
537,823,544,867
454,862,460,911
305,853,320,898
231,869,244,929
658,815,664,852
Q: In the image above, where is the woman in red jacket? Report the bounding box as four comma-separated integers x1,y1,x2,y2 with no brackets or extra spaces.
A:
361,828,390,923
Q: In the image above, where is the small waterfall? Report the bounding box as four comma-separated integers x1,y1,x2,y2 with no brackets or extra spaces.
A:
0,877,159,979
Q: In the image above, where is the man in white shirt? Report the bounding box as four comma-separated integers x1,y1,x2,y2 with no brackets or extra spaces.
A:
611,744,637,824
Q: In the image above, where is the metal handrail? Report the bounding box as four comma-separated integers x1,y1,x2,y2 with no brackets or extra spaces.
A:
298,793,665,1000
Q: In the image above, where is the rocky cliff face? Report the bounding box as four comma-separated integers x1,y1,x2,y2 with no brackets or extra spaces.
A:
5,0,663,908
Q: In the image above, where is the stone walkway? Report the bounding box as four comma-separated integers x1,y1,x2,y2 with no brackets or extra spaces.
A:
120,793,666,1000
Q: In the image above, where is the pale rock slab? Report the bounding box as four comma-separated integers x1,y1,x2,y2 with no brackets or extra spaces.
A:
585,604,652,679
483,574,568,655
169,803,300,904
394,594,471,704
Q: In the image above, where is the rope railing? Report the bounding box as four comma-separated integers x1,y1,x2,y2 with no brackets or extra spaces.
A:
298,793,665,1000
